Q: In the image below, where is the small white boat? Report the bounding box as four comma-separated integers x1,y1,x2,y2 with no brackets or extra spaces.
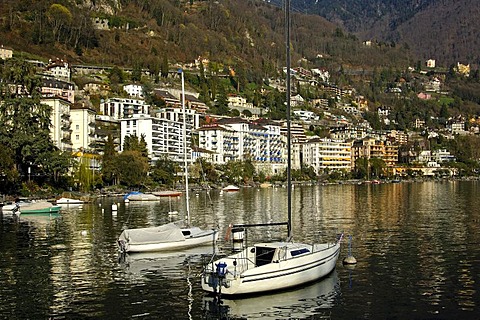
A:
118,222,218,253
19,201,61,214
222,185,240,192
124,192,160,201
56,197,84,205
2,202,27,212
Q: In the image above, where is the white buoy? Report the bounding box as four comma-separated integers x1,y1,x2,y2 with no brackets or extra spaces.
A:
80,230,88,236
125,198,130,203
112,203,118,211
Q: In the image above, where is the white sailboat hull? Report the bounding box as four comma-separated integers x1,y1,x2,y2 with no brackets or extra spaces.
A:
202,240,341,295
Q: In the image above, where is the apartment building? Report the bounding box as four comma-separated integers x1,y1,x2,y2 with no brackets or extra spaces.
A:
302,138,352,173
352,138,398,168
70,105,97,152
120,107,199,163
197,118,287,174
41,77,75,104
101,98,150,120
41,97,73,151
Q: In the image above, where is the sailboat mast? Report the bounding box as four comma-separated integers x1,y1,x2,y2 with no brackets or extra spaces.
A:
180,69,191,225
285,0,292,239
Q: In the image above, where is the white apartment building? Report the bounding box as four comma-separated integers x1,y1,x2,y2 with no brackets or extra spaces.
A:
101,98,150,120
41,97,72,151
123,84,144,98
70,106,96,152
120,108,199,163
197,118,287,175
433,149,456,163
302,138,352,173
293,110,319,122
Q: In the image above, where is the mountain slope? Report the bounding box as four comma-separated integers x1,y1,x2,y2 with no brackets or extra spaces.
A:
269,0,479,67
0,0,413,76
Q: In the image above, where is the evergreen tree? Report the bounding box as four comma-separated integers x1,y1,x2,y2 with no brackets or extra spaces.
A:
102,134,117,185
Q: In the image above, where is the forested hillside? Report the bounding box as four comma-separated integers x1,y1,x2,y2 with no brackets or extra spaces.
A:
0,0,413,77
270,0,479,68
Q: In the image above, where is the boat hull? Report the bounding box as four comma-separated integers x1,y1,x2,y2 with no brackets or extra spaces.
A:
202,242,341,295
21,205,62,214
119,228,218,253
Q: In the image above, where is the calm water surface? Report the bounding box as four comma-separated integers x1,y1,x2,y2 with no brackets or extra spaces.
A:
1,180,479,319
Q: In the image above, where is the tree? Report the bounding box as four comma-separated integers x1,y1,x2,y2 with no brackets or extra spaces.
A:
0,145,19,194
369,157,386,178
151,156,179,186
0,58,63,191
115,151,149,188
46,4,73,42
354,157,369,179
102,134,118,185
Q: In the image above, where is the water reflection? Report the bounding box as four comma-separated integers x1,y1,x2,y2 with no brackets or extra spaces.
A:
1,181,480,319
203,271,340,319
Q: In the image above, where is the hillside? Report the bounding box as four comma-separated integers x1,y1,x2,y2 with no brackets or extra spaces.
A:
269,0,479,68
0,0,414,76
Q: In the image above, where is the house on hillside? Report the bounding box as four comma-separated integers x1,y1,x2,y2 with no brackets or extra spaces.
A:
426,59,436,68
153,89,180,107
46,58,71,81
124,84,144,98
0,45,13,60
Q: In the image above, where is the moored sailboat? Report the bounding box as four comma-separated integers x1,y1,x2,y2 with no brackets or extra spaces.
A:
200,1,342,296
118,70,218,253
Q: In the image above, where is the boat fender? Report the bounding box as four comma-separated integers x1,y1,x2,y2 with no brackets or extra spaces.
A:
216,262,228,277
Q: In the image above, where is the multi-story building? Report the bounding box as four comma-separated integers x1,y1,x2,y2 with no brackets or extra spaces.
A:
100,98,150,120
41,97,72,151
70,105,97,152
41,77,75,103
123,84,144,98
45,59,71,81
197,118,286,175
302,138,352,173
120,107,200,163
92,115,121,153
352,138,398,169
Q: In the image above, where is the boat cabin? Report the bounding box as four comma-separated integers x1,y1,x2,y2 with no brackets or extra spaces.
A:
254,242,311,266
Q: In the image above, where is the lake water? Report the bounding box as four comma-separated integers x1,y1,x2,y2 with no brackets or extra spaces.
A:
1,180,479,319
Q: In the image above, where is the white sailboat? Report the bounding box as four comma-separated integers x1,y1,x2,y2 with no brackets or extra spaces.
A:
200,1,342,296
117,70,218,253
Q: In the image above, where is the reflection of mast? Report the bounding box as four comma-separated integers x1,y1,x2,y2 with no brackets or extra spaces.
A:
186,258,193,320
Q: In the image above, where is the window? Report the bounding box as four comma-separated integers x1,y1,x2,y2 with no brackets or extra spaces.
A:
76,135,79,140
76,125,79,130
